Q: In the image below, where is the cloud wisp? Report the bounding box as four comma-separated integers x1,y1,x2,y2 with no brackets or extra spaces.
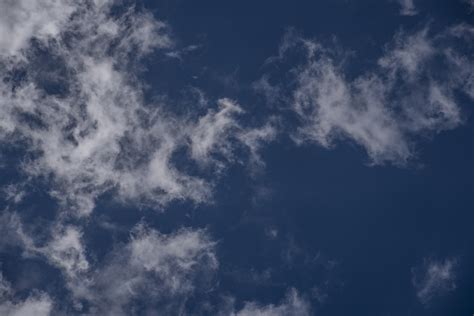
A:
412,257,458,305
397,0,418,16
224,288,311,316
0,272,53,316
258,26,473,166
0,212,219,315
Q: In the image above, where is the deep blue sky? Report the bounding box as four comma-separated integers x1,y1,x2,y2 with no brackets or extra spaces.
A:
134,2,474,314
0,0,473,315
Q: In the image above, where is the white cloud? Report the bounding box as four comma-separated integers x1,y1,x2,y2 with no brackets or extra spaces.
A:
190,98,244,166
397,0,418,16
0,0,272,216
412,257,458,305
378,28,433,77
225,288,311,316
0,213,316,315
0,0,76,58
82,225,218,315
41,226,90,280
266,26,472,165
189,98,277,171
237,120,278,169
0,212,91,295
0,272,53,316
0,212,218,315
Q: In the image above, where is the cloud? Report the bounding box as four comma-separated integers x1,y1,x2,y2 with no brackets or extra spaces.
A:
0,272,53,316
412,257,458,305
260,26,473,165
0,0,76,58
0,212,218,315
464,0,474,12
0,212,90,296
41,225,90,280
0,0,273,217
224,288,311,316
0,213,316,315
76,225,217,315
397,0,418,16
190,98,244,166
189,98,277,171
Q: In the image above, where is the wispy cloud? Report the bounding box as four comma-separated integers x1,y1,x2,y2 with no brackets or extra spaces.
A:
79,224,218,315
258,25,473,166
397,0,418,16
223,288,311,316
0,271,53,316
0,1,274,217
412,257,458,305
0,212,218,315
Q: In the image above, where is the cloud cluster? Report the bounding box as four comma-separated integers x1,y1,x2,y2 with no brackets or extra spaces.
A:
0,0,274,216
260,26,473,165
412,257,458,305
0,0,472,314
82,225,218,315
0,212,218,315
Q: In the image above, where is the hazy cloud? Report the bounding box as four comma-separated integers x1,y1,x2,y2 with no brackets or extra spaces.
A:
0,272,53,316
412,257,458,305
397,0,418,16
225,288,311,316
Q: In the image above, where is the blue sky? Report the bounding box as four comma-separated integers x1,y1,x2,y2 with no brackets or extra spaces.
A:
0,0,473,315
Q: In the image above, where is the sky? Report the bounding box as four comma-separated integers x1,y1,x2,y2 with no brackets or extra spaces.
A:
0,0,473,315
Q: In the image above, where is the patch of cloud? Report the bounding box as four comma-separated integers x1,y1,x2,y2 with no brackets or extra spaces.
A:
0,1,273,217
223,288,311,316
189,98,277,172
0,0,76,58
260,26,473,165
0,271,53,316
0,212,36,252
73,224,217,315
41,225,90,281
190,98,244,166
0,212,91,296
1,213,319,315
2,184,27,205
378,28,433,77
0,212,218,315
412,257,458,305
237,120,278,170
396,0,418,16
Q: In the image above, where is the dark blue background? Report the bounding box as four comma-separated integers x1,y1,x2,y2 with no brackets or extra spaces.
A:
1,0,472,315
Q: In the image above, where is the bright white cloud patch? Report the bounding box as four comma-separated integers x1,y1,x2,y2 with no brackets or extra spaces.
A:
263,26,473,165
412,257,458,305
